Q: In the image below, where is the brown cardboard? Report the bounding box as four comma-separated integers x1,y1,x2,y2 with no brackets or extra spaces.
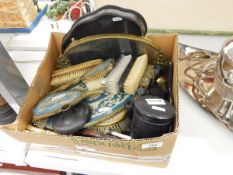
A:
2,32,179,167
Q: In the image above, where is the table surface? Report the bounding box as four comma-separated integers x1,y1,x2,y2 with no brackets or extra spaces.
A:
0,19,233,175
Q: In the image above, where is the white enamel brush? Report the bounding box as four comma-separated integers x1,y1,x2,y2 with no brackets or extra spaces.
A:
124,54,148,94
105,55,132,94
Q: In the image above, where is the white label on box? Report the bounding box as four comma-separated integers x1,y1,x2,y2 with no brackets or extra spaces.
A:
152,106,166,112
141,142,163,149
145,99,165,105
51,93,65,101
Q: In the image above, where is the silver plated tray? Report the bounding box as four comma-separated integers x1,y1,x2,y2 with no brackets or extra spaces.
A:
179,43,233,131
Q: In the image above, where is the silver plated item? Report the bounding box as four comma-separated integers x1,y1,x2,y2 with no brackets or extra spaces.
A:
0,42,28,114
179,40,233,131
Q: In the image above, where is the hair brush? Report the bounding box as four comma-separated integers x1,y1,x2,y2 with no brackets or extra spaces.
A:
89,110,131,133
33,60,113,121
83,92,133,128
105,55,132,94
124,54,148,94
51,59,112,93
82,59,114,91
32,88,103,121
51,59,103,87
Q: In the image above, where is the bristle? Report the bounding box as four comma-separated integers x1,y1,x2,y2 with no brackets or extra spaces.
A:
98,110,126,126
52,59,103,77
33,118,48,129
85,76,104,91
51,59,103,87
82,59,114,91
82,59,114,81
51,68,90,87
89,110,130,133
92,117,130,133
105,55,132,94
124,54,148,94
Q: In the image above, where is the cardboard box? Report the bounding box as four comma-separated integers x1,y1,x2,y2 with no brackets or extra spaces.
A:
2,32,179,167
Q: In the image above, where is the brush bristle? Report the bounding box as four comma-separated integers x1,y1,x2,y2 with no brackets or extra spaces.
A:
89,111,130,133
51,59,103,87
51,68,90,87
105,55,132,94
124,54,148,94
83,59,114,91
52,59,103,77
91,117,130,133
84,76,104,91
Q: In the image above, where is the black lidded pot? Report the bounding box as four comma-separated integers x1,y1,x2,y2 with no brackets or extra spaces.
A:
130,95,175,139
52,102,92,135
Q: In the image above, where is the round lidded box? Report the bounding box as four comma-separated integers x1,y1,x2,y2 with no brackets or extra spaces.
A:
131,95,175,139
52,102,92,135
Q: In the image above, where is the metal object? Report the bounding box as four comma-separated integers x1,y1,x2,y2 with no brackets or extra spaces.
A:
139,64,155,88
220,38,233,85
106,129,132,140
179,41,233,131
0,42,28,114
